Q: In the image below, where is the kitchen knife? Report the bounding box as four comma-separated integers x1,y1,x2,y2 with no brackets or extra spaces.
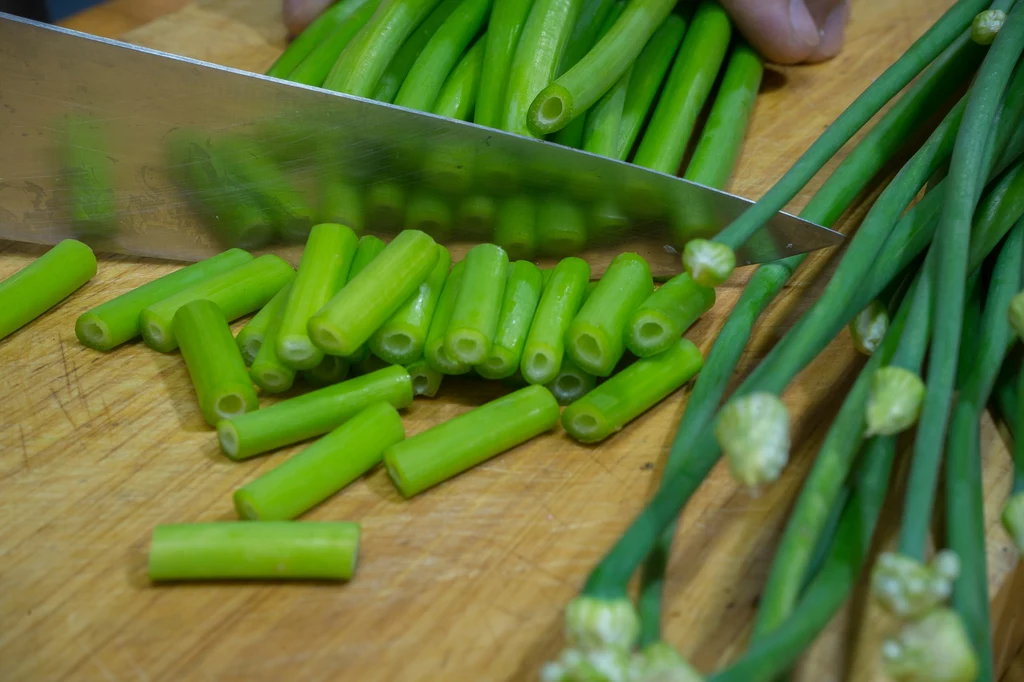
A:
0,13,842,275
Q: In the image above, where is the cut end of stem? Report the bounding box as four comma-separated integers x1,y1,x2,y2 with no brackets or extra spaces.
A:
1002,492,1024,552
217,422,241,460
143,319,171,351
682,239,735,288
971,9,1006,45
865,366,926,436
564,596,641,652
308,320,348,356
233,490,261,520
1008,291,1024,340
253,366,294,394
379,331,416,363
241,337,262,366
214,393,248,421
541,648,633,682
870,550,959,619
849,300,889,356
881,608,979,682
715,393,790,492
446,329,488,365
523,347,558,385
278,335,321,370
528,84,573,135
75,315,111,350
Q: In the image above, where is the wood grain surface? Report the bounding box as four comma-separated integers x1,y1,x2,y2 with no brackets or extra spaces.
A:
1,1,1021,680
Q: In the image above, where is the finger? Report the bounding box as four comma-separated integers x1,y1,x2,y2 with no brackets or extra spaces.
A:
720,0,821,65
283,0,333,36
806,0,849,63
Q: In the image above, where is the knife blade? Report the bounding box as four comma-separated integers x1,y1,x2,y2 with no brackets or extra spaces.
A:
0,13,842,275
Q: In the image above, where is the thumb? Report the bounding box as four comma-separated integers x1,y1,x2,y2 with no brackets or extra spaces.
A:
720,0,825,65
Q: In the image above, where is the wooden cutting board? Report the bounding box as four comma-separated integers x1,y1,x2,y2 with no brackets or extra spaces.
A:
1,1,1021,680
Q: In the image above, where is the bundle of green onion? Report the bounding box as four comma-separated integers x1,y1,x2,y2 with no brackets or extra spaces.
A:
266,0,761,179
542,3,1024,682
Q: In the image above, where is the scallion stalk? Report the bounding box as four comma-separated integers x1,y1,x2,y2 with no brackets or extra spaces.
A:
407,359,444,396
445,243,509,364
477,260,543,379
266,0,369,79
546,356,596,406
432,34,486,120
493,195,538,260
521,256,589,385
235,282,291,366
372,245,452,364
373,0,462,102
625,274,714,358
424,261,471,374
474,0,535,128
284,0,382,86
250,293,297,395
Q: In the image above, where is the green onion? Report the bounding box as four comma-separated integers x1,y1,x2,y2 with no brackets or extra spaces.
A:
562,338,702,443
266,0,369,78
394,0,493,112
528,0,676,135
456,195,498,237
521,256,589,385
502,0,582,137
278,224,359,370
250,294,297,395
384,384,558,496
581,64,629,157
881,608,979,682
446,243,509,364
323,0,446,97
284,0,382,86
566,252,652,376
139,254,294,353
474,0,534,128
849,299,890,355
477,259,543,379
351,234,387,274
0,240,96,342
424,261,472,374
625,274,714,358
317,177,365,231
546,356,596,406
217,365,413,460
372,244,452,364
972,8,1006,44
699,0,995,279
301,355,351,386
235,282,290,366
78,249,251,352
404,191,454,240
901,2,1024,564
235,402,404,520
309,230,439,357
493,195,538,259
407,359,444,396
631,0,730,175
616,13,686,161
365,181,407,231
148,521,360,581
537,198,588,256
173,299,259,426
548,0,619,149
683,38,763,188
63,116,116,240
373,0,462,102
433,34,486,120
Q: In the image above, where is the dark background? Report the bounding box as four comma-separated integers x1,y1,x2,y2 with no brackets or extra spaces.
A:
1,0,99,22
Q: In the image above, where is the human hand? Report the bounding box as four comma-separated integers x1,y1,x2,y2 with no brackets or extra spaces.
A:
721,0,849,64
282,0,850,65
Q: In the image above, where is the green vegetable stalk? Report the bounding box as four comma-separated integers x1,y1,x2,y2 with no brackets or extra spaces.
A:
374,0,462,102
445,243,509,364
372,244,452,364
521,256,589,385
433,34,486,120
281,0,382,86
477,260,543,379
235,281,291,366
474,0,535,128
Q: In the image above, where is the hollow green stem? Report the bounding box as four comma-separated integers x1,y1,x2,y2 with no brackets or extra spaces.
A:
76,249,251,352
521,256,589,384
477,260,543,379
235,402,404,520
266,0,368,78
537,198,588,256
217,365,412,460
407,359,444,396
394,0,493,112
278,224,359,370
632,1,731,175
285,0,382,86
546,356,596,406
372,0,462,101
365,181,407,231
385,384,559,496
309,230,439,357
626,274,714,358
148,521,360,581
372,244,451,364
433,33,486,120
323,0,446,97
493,195,538,260
562,338,702,443
683,38,763,188
236,281,291,366
616,12,686,160
474,0,535,128
528,0,677,135
445,243,509,364
251,292,298,394
301,355,351,386
317,177,365,231
0,240,96,342
173,299,258,426
456,195,498,238
424,261,471,374
566,253,652,376
404,191,454,241
581,65,630,157
502,0,582,136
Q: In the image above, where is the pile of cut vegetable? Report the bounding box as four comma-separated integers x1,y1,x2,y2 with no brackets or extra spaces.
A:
267,0,760,181
2,0,1024,680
